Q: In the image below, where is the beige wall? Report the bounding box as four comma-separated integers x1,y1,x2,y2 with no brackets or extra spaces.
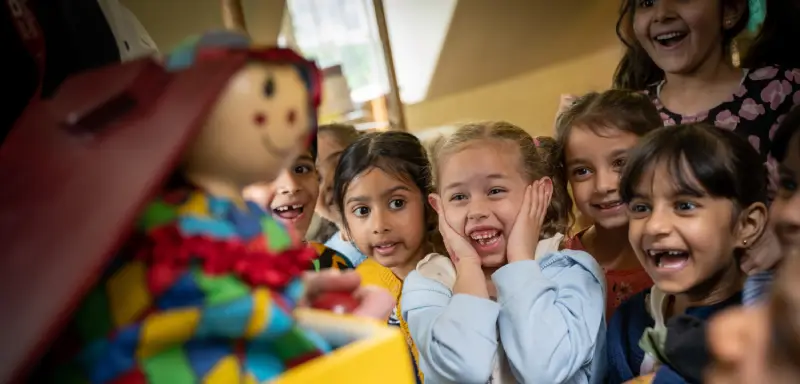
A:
121,0,286,51
406,45,621,137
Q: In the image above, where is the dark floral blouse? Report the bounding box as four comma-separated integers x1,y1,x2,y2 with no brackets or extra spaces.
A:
645,65,800,196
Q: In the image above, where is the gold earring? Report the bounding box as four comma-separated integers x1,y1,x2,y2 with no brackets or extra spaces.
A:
743,239,748,246
725,18,734,27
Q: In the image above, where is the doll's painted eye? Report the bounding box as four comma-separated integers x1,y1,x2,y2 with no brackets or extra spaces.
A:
264,75,276,98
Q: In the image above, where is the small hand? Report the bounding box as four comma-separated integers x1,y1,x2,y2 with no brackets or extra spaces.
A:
740,228,781,274
506,177,553,263
429,194,480,265
302,269,396,320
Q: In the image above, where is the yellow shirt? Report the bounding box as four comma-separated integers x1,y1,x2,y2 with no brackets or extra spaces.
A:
356,259,423,382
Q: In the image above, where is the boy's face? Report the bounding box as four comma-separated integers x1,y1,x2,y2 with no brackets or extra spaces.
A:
771,132,800,249
244,151,319,235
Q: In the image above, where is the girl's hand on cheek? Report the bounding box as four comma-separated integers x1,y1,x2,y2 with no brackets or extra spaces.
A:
507,177,553,263
438,212,481,266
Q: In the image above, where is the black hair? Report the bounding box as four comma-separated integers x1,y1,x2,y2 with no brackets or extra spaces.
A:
741,0,800,69
333,131,436,234
772,106,800,163
308,133,318,161
613,0,750,90
621,124,767,213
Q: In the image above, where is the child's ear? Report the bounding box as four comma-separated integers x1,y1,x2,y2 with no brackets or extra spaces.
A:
722,1,747,30
735,202,769,249
428,193,442,214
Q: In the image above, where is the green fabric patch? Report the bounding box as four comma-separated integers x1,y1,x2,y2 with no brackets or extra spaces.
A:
138,201,178,230
193,267,250,305
262,217,291,252
272,327,318,360
73,285,114,342
141,346,196,383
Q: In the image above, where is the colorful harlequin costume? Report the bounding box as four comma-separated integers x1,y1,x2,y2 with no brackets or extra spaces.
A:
42,186,330,383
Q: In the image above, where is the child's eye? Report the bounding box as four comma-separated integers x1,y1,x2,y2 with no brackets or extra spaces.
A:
612,157,627,169
488,188,506,195
388,199,405,210
449,193,467,202
629,203,650,214
572,167,591,177
293,164,313,174
638,0,655,7
779,177,797,193
352,206,370,217
675,201,697,211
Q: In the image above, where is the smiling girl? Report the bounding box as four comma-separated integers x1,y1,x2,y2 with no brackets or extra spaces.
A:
557,90,663,318
606,123,769,383
614,0,799,196
333,131,441,383
403,122,606,384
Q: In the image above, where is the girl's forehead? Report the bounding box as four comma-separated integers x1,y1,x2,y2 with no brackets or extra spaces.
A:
439,143,526,186
346,166,417,195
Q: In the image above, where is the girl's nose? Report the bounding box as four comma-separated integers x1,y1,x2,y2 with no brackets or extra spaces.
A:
643,207,673,236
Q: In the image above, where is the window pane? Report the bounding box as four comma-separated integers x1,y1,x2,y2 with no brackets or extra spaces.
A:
285,0,388,103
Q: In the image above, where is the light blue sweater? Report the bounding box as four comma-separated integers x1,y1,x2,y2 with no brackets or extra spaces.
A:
402,250,607,384
324,230,367,267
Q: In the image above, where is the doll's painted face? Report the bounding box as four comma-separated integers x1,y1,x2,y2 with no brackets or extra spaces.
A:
183,62,312,190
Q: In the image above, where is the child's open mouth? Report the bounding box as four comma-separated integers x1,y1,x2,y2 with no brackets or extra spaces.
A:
647,249,690,270
653,31,688,48
273,204,305,220
592,200,624,212
373,241,399,256
469,228,503,253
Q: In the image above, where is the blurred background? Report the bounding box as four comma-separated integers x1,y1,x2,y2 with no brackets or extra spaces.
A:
120,0,621,139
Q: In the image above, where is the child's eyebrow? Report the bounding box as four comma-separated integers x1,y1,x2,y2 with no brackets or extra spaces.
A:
443,174,506,191
345,185,411,205
779,164,796,177
607,148,630,158
296,153,314,162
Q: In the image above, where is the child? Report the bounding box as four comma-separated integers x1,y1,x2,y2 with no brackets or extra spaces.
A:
333,131,439,383
705,106,800,384
615,0,799,183
556,90,662,318
606,123,769,383
770,106,800,251
244,136,353,271
403,121,606,383
315,123,367,266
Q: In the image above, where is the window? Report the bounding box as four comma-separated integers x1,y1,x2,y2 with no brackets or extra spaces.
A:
283,0,389,103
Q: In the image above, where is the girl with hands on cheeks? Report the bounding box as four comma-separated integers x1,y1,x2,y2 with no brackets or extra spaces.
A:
437,177,554,300
401,122,606,384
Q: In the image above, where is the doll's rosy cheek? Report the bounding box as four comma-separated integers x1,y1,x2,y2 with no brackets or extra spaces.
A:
254,112,267,126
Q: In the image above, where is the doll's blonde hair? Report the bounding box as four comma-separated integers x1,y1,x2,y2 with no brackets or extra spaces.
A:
429,121,571,238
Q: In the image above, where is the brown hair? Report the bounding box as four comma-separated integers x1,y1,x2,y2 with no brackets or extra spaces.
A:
555,90,663,178
318,123,362,152
429,121,571,238
613,0,749,90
